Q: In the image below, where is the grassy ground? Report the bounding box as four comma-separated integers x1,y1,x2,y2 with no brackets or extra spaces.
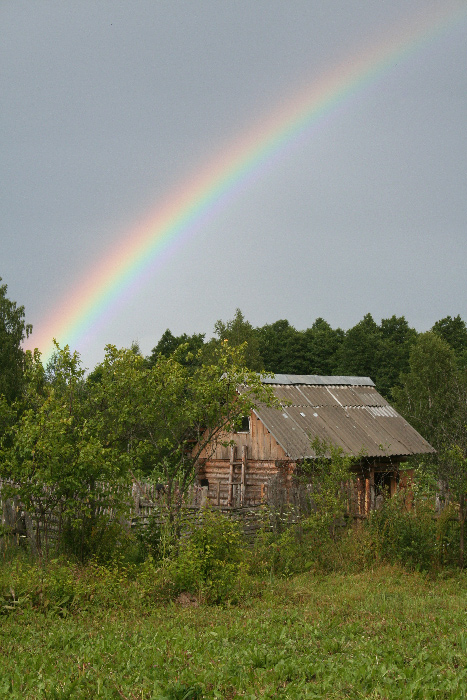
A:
1,564,467,699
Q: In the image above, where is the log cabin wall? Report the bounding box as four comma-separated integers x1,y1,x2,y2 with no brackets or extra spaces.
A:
198,456,295,507
197,411,294,506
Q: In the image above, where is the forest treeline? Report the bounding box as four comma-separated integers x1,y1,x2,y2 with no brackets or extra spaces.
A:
149,308,467,399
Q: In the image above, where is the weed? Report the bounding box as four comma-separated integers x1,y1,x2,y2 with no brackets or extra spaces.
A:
155,684,203,700
367,492,440,571
2,562,467,699
165,508,245,603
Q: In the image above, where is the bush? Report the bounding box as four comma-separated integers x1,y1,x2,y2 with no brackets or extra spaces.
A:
136,508,179,562
366,491,439,571
59,512,135,564
166,508,247,603
248,503,369,577
0,557,145,616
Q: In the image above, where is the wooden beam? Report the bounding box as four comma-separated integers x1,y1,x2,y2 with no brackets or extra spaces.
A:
241,445,247,506
370,468,375,512
365,477,370,515
228,446,236,507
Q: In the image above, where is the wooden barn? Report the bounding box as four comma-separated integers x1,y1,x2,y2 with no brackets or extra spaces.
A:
196,374,434,515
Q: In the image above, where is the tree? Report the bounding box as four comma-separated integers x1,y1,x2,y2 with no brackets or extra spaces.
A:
432,315,467,365
147,329,206,369
3,345,122,559
0,278,32,403
298,438,355,543
91,340,278,507
303,318,344,375
393,332,467,567
392,332,461,448
377,315,418,398
256,319,297,373
334,314,383,382
212,309,263,371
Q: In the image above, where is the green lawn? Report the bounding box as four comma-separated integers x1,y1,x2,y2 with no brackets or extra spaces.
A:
1,565,467,699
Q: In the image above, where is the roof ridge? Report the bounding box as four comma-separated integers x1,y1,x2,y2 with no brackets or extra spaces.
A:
261,373,375,387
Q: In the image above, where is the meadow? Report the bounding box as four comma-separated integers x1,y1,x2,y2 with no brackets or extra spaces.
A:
2,560,467,700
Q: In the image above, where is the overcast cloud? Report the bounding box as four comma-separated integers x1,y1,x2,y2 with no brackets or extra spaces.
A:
2,1,467,369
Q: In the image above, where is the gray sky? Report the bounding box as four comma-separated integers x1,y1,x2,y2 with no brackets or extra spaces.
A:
2,1,467,369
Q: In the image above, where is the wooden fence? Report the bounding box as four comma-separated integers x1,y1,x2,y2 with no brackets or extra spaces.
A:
0,478,302,554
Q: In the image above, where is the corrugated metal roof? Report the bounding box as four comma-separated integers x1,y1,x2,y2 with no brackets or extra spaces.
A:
254,374,434,459
261,374,375,386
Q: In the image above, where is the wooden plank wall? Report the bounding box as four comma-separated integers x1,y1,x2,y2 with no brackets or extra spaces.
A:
198,411,288,462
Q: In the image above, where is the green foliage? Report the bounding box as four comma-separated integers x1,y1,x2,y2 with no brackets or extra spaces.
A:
249,520,310,578
440,444,467,510
332,312,417,396
2,344,127,560
298,438,355,536
254,316,344,376
3,560,467,699
213,308,263,371
303,317,344,375
155,684,203,700
377,315,418,397
255,318,303,374
0,278,32,404
249,443,357,577
91,340,277,499
335,312,383,381
166,509,246,603
432,314,467,364
367,491,440,571
255,313,416,396
136,509,180,562
59,516,134,565
392,332,462,448
393,332,467,566
147,328,206,369
0,556,170,622
3,334,278,562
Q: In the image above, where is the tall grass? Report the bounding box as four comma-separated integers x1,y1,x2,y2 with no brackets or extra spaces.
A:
2,561,467,699
1,496,465,697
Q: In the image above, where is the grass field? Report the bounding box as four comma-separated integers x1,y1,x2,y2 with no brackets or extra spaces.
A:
1,564,467,699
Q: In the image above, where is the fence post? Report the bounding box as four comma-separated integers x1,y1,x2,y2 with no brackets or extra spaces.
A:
24,510,38,557
200,486,208,507
241,445,247,506
132,482,140,517
228,446,236,507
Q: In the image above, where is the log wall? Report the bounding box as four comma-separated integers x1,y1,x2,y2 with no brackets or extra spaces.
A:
197,452,294,506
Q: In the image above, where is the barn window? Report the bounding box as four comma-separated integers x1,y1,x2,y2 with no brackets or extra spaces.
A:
235,415,250,433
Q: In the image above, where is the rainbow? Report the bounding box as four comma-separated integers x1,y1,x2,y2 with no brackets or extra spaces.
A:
30,3,466,364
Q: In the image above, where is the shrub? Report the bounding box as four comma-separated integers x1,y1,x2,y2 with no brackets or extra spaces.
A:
136,508,179,562
59,512,135,564
366,491,439,571
166,508,246,603
0,557,145,616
